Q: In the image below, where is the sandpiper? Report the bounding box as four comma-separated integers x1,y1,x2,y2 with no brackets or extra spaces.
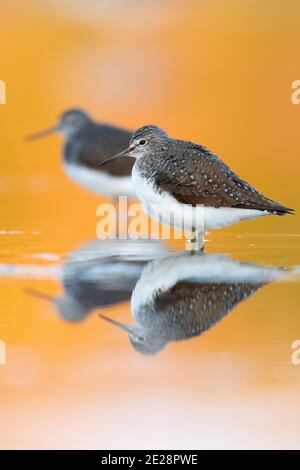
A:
99,250,294,355
26,109,136,198
99,125,294,247
27,239,169,322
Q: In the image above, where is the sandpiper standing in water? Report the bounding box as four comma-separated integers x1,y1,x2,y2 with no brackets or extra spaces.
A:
99,250,296,355
26,109,135,198
99,125,293,248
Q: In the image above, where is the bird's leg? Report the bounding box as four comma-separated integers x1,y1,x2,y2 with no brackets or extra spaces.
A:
197,232,205,252
186,228,205,251
189,226,197,243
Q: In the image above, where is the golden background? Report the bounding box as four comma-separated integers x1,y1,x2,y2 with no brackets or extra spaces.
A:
0,0,300,449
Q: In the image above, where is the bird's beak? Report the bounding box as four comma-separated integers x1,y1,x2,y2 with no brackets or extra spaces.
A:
98,313,132,334
98,146,135,168
25,288,56,303
25,125,58,142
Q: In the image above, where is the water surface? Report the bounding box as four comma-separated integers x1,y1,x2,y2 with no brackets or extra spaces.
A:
1,0,300,450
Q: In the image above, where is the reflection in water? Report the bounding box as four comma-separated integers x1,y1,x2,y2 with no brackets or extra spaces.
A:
99,250,296,355
29,239,170,321
27,239,298,355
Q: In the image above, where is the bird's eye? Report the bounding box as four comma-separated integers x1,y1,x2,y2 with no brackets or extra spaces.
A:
139,139,147,146
138,336,145,342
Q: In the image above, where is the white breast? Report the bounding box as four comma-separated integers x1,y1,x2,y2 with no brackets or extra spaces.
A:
132,166,268,233
65,163,135,198
131,251,289,315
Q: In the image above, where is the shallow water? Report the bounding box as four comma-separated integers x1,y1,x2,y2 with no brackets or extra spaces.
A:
0,224,300,449
1,0,300,450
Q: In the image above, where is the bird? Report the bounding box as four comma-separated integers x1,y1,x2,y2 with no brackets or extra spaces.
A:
26,109,136,198
99,250,295,355
27,238,169,322
99,125,294,248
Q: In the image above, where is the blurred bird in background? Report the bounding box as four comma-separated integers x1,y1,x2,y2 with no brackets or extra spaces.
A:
26,109,135,198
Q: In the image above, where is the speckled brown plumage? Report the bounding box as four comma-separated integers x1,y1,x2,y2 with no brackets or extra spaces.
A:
97,249,290,355
128,279,264,355
134,126,293,214
136,281,263,341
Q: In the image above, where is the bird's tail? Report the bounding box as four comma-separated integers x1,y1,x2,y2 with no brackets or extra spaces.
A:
272,205,295,216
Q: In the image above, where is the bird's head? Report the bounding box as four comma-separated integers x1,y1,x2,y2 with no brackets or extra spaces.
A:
98,313,167,356
98,125,169,168
57,109,90,136
25,288,91,322
25,108,91,141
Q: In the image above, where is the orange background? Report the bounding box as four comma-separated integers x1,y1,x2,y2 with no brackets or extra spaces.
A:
0,0,300,449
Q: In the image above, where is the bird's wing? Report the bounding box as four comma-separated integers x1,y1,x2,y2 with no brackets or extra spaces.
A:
152,281,262,340
64,126,133,176
156,144,293,214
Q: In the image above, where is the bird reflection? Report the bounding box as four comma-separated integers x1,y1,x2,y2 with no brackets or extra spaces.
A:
99,250,294,355
28,239,170,322
28,239,297,355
